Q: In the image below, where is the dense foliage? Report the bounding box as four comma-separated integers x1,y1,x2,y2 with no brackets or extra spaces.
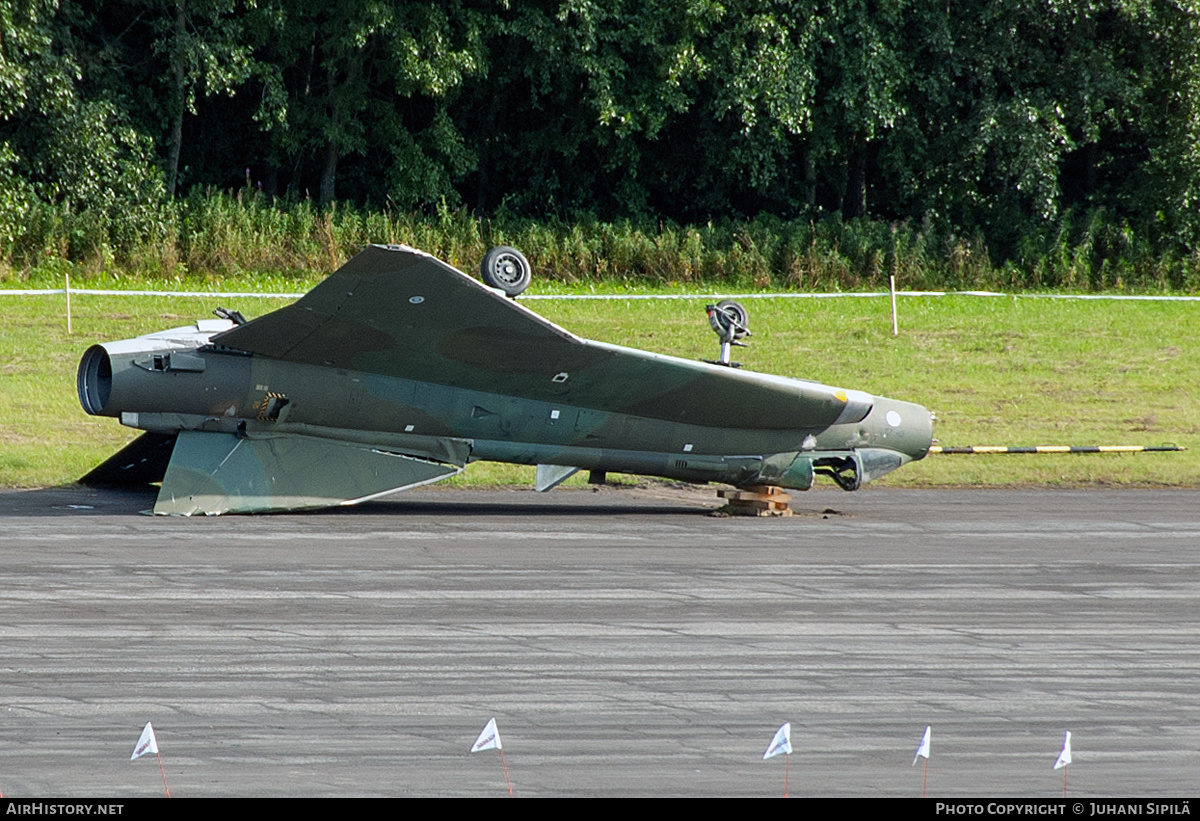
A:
2,0,1199,287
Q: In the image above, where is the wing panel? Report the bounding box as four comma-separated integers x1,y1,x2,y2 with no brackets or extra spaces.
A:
213,245,575,361
212,245,862,431
213,245,616,391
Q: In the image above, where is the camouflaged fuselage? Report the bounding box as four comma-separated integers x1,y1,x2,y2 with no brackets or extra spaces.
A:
78,245,933,514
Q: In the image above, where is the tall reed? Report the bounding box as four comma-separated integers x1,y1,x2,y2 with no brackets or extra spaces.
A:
2,189,1197,293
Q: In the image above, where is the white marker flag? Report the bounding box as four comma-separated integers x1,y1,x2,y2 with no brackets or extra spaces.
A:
763,723,792,759
1054,731,1072,770
913,725,931,765
471,718,503,753
131,722,159,761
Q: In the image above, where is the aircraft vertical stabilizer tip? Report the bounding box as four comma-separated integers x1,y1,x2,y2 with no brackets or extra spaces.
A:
78,244,933,514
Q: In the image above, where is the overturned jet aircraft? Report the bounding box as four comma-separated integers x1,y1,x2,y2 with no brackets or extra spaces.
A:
77,244,933,515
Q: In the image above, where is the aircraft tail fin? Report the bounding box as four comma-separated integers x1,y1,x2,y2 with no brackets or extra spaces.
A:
154,431,462,515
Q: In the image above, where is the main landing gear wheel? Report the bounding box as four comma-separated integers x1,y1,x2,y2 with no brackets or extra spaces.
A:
708,299,749,341
703,299,752,368
481,246,532,297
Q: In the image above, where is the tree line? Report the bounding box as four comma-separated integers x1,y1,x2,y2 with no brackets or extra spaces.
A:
2,0,1199,278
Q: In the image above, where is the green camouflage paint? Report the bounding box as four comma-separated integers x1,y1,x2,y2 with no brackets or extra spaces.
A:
78,245,933,514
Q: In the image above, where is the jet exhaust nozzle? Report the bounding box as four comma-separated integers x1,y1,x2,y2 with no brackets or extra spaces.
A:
78,345,113,415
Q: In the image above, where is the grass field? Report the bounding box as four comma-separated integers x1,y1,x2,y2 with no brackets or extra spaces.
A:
2,283,1197,489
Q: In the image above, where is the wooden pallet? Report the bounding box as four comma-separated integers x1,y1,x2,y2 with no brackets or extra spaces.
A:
716,485,793,517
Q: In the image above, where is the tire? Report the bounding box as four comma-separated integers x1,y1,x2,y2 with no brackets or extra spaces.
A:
480,246,532,297
711,299,750,340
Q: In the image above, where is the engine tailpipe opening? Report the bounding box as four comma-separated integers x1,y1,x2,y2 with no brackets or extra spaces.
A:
78,345,113,415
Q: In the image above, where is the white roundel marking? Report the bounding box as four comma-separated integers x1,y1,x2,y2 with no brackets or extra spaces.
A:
409,296,425,304
886,411,902,428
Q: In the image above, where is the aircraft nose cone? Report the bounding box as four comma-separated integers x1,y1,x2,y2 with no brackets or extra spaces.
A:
867,397,934,461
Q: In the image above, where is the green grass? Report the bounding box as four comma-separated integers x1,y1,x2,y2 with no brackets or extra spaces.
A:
537,295,1200,487
2,289,1197,489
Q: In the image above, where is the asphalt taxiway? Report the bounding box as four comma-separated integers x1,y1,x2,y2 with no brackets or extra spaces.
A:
0,484,1197,797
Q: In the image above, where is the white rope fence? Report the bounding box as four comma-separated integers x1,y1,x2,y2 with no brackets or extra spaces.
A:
4,287,1200,300
6,282,1194,337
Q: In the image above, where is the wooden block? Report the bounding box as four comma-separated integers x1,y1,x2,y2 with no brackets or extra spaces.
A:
729,498,791,511
717,489,792,504
726,505,793,517
742,485,784,495
717,485,794,517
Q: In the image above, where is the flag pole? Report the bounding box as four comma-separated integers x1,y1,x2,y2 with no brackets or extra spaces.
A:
470,718,510,796
156,751,171,798
499,749,512,796
913,725,932,796
763,722,793,795
1054,730,1072,795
